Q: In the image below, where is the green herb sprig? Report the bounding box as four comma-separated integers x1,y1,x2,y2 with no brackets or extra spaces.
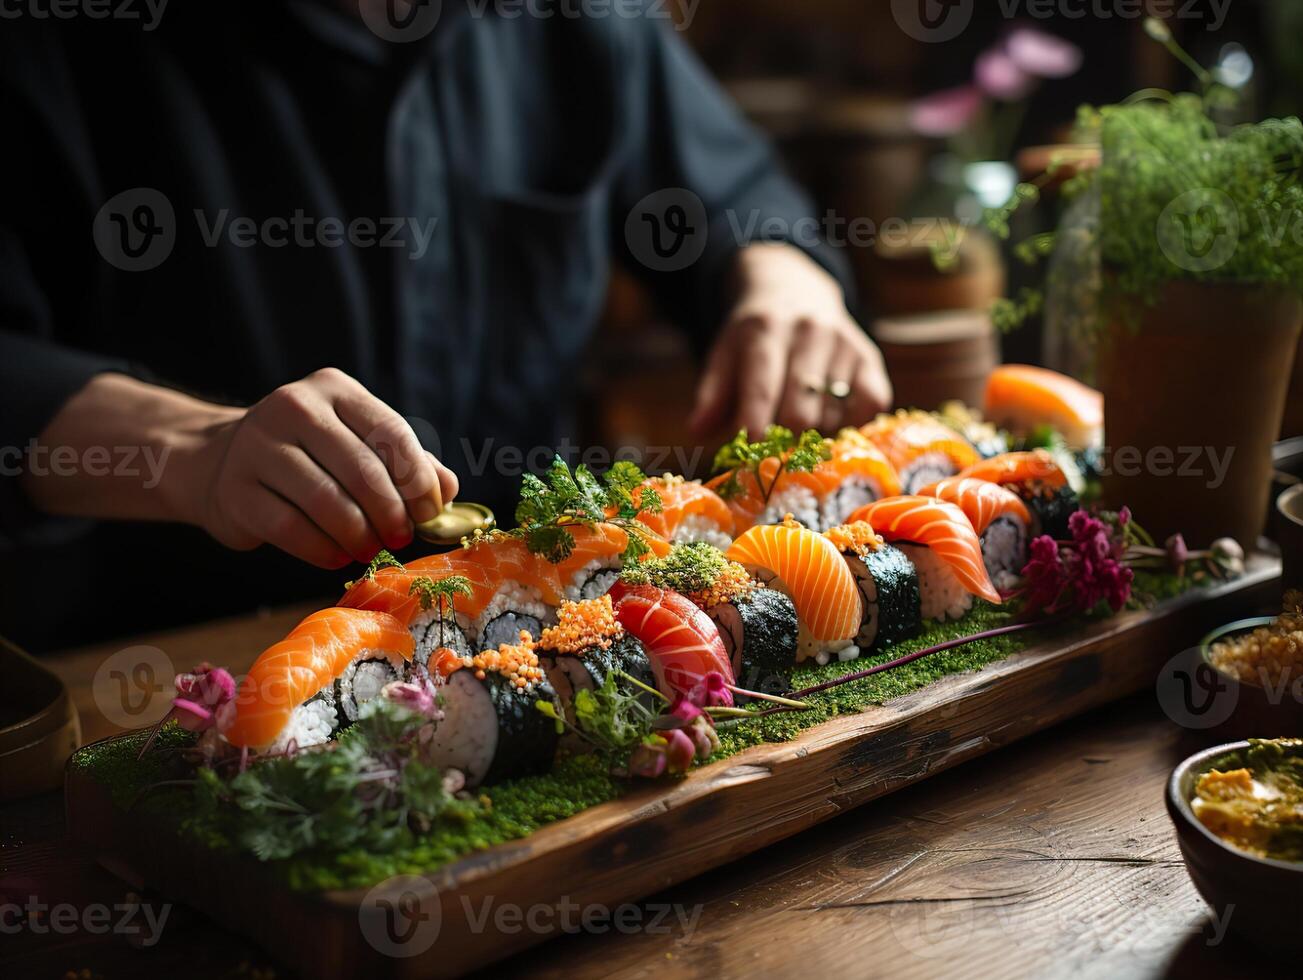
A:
511,456,661,565
711,426,831,506
620,541,730,595
408,575,473,617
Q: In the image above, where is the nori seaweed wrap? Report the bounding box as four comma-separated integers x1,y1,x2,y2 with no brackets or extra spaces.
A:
1026,484,1079,540
706,587,799,696
841,541,921,652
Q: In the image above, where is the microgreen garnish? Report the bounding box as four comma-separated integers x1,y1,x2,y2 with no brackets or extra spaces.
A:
343,549,404,590
621,542,729,595
711,426,831,505
511,456,661,565
408,575,473,617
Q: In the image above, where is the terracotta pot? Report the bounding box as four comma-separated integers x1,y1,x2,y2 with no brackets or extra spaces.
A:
1098,279,1303,547
872,309,999,412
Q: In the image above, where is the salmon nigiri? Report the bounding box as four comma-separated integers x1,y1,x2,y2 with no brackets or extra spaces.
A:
220,607,414,750
856,411,981,493
627,476,734,547
847,496,1001,621
917,477,1032,590
725,518,864,663
610,583,735,703
984,364,1103,450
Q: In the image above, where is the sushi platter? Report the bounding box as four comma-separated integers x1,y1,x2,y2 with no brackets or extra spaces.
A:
64,370,1279,977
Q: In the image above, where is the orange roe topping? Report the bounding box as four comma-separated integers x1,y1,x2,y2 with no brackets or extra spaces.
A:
538,595,623,655
686,561,756,611
825,521,884,557
439,630,547,690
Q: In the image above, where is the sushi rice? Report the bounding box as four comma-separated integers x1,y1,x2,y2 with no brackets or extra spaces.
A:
898,452,958,494
563,559,622,602
895,543,972,622
820,476,885,531
755,485,821,531
980,514,1028,592
268,694,339,754
672,513,733,549
409,609,475,667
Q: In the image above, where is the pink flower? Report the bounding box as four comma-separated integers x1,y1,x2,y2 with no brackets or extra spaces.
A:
170,664,235,733
629,739,669,779
383,679,438,718
688,671,733,709
1165,533,1189,572
664,729,696,773
909,85,984,137
1006,27,1083,79
1020,535,1068,618
976,48,1034,101
665,693,703,726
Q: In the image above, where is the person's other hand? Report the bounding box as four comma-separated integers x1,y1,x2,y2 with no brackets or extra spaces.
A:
689,244,892,438
177,368,458,568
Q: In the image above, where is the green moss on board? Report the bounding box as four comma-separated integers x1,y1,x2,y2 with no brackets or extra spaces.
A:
74,582,1199,892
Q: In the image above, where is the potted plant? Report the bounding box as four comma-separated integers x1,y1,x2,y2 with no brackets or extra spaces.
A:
989,19,1303,547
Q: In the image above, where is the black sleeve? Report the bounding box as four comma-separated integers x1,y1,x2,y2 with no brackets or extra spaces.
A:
610,16,856,338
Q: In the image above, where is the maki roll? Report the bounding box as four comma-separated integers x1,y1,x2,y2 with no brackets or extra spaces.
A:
428,633,560,787
535,596,658,740
621,542,799,695
917,477,1032,591
824,522,921,652
220,607,414,752
334,649,406,726
627,475,735,548
848,497,1001,622
553,523,670,601
813,445,903,530
857,411,981,493
958,450,1080,540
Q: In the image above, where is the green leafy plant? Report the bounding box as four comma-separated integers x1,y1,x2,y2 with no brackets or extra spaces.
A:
619,541,730,595
510,456,661,564
711,426,831,505
987,17,1303,334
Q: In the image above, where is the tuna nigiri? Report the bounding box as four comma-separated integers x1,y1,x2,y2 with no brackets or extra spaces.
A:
917,477,1032,590
725,519,864,664
610,583,735,702
220,607,414,750
857,411,981,493
958,449,1079,540
984,364,1103,450
847,496,1001,621
627,476,735,547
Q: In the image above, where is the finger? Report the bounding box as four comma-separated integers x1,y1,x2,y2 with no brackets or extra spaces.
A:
820,340,859,434
298,419,414,551
734,318,789,438
430,453,459,505
260,444,383,562
332,388,441,524
238,486,350,569
848,345,893,422
776,318,836,433
689,326,741,437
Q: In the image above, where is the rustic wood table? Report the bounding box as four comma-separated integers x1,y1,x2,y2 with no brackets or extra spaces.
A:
3,607,1280,979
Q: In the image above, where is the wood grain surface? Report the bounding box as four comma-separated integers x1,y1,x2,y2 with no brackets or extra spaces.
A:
53,558,1281,978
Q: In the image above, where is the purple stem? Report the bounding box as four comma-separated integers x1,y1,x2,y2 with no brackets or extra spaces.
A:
747,619,1054,720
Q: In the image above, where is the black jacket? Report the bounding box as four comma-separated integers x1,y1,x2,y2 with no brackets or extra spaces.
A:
0,0,849,649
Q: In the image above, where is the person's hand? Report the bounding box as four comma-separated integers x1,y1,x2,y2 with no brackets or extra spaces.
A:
174,368,458,568
689,244,892,438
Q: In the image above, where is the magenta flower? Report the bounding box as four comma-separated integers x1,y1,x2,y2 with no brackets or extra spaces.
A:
171,664,236,733
664,729,696,773
1165,533,1189,572
976,48,1034,101
629,739,669,779
909,84,984,137
1020,535,1068,619
1005,27,1083,79
665,693,704,725
688,671,733,708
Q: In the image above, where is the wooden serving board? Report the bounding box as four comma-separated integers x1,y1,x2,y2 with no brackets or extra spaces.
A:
65,556,1280,979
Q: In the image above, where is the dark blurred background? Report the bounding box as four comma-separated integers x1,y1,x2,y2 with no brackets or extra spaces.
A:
586,0,1303,464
